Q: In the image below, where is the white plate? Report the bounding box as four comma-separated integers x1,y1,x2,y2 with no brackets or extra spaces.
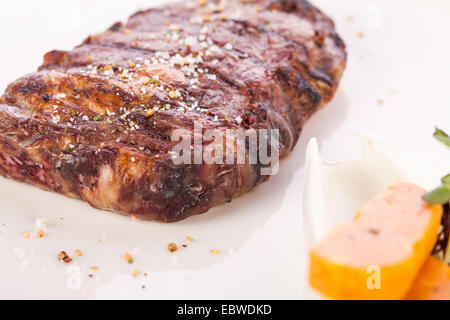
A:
0,0,449,299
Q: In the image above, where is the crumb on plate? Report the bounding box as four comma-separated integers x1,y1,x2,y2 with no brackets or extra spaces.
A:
132,269,141,278
124,253,134,264
168,243,178,252
58,251,72,263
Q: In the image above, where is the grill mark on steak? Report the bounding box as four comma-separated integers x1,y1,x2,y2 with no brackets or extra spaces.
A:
83,39,161,55
43,12,328,121
0,0,346,222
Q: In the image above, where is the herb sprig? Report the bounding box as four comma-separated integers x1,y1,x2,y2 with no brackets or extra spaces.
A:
434,127,450,148
423,127,450,204
423,127,450,263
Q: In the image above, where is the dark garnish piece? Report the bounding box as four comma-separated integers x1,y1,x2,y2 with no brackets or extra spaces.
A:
426,127,450,262
432,203,450,261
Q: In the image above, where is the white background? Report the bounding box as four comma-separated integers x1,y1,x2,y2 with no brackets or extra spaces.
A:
0,0,449,299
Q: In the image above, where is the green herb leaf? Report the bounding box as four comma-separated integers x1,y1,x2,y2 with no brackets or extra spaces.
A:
442,174,450,185
434,127,450,147
423,185,450,204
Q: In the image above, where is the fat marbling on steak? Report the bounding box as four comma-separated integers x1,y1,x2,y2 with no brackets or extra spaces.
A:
0,0,346,222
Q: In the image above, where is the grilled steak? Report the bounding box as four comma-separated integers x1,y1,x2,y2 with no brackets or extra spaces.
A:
0,0,346,222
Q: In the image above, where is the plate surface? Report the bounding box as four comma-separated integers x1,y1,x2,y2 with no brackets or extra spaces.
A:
0,0,449,299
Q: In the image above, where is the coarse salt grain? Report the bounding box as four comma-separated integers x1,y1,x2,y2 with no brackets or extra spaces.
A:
34,218,47,229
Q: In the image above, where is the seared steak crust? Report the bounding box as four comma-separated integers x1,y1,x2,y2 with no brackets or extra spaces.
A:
0,0,346,222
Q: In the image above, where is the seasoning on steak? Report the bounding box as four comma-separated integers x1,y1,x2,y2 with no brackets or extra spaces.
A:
0,0,346,222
